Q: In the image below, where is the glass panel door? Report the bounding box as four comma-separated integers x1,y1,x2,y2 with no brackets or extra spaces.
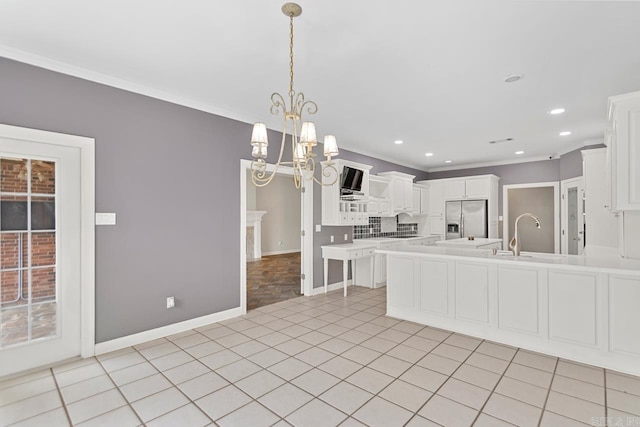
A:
0,158,57,348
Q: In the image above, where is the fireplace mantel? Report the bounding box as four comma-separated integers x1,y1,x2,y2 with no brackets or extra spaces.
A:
247,211,267,260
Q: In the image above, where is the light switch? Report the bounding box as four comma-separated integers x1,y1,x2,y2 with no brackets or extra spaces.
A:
316,224,322,232
96,213,116,225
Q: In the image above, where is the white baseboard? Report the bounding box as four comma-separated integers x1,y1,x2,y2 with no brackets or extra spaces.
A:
262,249,301,256
94,306,243,355
310,280,353,296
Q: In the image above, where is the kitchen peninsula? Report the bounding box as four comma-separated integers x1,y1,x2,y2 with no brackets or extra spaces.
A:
380,245,640,376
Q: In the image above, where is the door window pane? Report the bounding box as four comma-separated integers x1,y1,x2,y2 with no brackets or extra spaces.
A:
1,158,28,193
31,161,55,194
1,158,57,348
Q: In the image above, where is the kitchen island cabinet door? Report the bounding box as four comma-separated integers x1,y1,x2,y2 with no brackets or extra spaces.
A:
387,256,418,309
548,270,602,348
609,274,640,356
419,259,450,315
454,262,495,324
497,265,546,336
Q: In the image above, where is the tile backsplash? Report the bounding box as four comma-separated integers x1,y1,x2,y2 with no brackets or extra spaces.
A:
354,217,419,239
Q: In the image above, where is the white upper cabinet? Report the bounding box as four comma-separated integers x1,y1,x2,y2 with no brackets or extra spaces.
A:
426,180,444,216
443,177,492,200
411,184,429,215
368,175,392,217
378,171,415,215
606,90,640,211
321,159,371,226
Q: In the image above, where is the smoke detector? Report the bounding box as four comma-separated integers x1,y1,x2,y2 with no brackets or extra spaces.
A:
504,74,524,83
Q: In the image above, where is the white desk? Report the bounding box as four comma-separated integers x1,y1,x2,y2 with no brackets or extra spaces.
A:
321,243,376,296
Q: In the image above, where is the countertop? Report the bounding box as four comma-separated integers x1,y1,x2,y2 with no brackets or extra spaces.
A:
435,238,503,247
377,245,640,274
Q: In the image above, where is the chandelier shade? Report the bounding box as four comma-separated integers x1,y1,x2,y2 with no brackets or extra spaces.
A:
250,123,269,147
324,135,339,157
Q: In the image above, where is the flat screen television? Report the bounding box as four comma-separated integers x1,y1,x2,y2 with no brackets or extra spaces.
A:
340,166,364,193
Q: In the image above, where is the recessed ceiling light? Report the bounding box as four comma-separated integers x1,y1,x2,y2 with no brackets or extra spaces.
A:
425,152,434,157
394,140,403,145
444,160,452,164
504,74,524,83
559,131,572,136
515,150,524,155
549,108,565,115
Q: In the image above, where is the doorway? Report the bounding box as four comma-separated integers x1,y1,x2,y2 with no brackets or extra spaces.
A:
240,160,313,314
503,182,559,254
0,124,95,377
561,177,585,255
247,173,301,310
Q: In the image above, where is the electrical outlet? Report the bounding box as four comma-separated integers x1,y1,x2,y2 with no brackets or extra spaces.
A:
330,235,334,243
344,234,348,241
316,224,322,232
166,296,175,309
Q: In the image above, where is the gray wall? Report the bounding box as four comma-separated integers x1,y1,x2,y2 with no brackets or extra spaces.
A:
0,58,256,342
507,187,556,253
256,174,301,254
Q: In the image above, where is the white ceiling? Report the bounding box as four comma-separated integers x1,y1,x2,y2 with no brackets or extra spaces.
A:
1,1,639,171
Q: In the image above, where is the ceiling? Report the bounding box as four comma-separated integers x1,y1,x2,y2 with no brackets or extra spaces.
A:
1,1,639,171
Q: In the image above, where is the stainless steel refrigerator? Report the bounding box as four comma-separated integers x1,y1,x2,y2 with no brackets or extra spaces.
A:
445,200,488,239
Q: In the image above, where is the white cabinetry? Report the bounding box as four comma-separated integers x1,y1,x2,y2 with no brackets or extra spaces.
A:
420,179,445,235
411,184,429,215
582,149,619,252
378,172,415,215
606,91,640,211
418,175,499,237
368,175,392,217
385,250,640,376
444,177,492,200
322,160,371,226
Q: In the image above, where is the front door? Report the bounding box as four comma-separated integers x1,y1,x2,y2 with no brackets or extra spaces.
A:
0,131,83,377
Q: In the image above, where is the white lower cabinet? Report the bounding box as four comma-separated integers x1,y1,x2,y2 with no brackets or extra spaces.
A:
455,262,491,323
385,252,640,376
497,266,544,335
419,259,449,315
609,274,640,356
387,256,417,308
548,270,600,347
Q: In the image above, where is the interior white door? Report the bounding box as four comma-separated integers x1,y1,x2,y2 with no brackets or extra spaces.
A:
561,177,585,255
0,137,82,377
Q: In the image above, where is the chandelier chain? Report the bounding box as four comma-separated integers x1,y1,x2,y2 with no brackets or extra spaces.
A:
288,15,295,100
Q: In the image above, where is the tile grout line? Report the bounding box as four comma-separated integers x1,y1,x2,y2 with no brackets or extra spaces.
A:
50,367,73,427
468,344,520,426
535,355,559,427
604,368,608,424
403,337,486,426
94,355,147,426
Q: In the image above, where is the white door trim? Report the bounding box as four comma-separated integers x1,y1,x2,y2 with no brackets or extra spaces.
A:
560,176,585,255
502,181,560,254
240,159,313,314
0,124,95,358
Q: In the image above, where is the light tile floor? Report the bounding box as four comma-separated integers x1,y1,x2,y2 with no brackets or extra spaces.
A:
1,287,640,426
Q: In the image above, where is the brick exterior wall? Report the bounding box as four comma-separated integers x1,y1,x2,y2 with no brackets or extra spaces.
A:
1,158,56,304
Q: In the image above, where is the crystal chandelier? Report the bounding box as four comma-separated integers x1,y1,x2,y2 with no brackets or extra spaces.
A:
249,2,339,188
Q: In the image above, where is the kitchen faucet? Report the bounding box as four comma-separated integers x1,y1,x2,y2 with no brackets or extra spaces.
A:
509,213,542,256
